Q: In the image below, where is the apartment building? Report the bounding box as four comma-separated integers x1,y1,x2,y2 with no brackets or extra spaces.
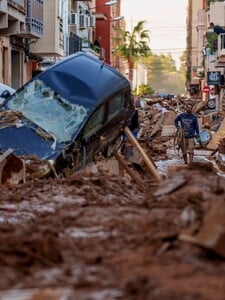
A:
0,0,123,89
30,1,64,58
0,0,43,88
187,0,204,97
206,0,225,110
31,0,123,72
94,0,123,65
187,0,225,110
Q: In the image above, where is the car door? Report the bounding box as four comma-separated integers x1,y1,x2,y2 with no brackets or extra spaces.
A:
81,103,107,163
80,92,133,164
102,93,129,143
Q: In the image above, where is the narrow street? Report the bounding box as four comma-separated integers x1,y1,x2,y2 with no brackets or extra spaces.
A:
0,96,225,300
0,1,225,298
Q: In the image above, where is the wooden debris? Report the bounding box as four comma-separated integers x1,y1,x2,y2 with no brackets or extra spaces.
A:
179,199,225,258
113,150,144,191
124,126,162,182
0,149,26,184
153,173,188,196
0,288,72,300
207,117,225,150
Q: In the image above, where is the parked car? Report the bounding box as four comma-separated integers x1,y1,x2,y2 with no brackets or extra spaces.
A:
160,93,176,100
0,82,15,104
0,52,135,176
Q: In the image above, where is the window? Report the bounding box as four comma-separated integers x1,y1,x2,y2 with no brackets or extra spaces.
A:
107,94,126,121
83,105,105,137
7,79,88,142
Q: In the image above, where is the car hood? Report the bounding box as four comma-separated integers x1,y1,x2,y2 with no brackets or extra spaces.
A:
0,113,61,159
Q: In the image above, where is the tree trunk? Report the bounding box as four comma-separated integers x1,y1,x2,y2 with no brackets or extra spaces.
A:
128,60,134,89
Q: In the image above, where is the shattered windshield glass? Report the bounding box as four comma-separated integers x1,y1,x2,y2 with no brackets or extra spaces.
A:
7,79,89,142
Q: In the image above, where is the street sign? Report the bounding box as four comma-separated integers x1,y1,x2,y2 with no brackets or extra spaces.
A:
207,71,221,85
202,86,210,93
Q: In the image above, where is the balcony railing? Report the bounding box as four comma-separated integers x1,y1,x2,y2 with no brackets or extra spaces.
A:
68,32,82,55
206,33,225,65
0,0,43,38
25,0,43,37
7,0,26,13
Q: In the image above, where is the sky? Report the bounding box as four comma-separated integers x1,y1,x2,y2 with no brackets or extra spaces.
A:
121,0,187,68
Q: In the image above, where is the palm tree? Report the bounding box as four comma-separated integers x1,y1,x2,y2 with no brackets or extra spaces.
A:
114,20,151,86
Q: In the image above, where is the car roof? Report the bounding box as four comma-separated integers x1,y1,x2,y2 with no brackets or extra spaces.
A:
37,52,131,110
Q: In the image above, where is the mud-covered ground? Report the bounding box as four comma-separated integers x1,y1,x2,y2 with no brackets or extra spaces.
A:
0,158,225,299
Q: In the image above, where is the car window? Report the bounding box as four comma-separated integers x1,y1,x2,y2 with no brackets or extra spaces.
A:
107,94,126,121
7,79,89,143
83,105,105,137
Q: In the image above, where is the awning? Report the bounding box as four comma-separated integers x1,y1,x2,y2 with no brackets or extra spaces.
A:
191,77,201,85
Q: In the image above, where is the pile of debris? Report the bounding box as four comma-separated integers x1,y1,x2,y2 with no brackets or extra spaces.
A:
0,95,225,299
1,95,225,186
0,161,224,299
129,95,225,167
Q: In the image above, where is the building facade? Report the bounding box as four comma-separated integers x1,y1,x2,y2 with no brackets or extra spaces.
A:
0,0,43,89
94,0,123,65
187,0,204,98
187,0,225,110
0,0,124,89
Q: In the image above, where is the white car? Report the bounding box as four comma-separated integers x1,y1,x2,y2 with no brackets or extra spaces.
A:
0,83,15,104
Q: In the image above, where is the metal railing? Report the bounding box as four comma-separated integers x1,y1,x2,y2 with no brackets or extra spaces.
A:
7,0,26,13
68,32,82,55
25,0,43,37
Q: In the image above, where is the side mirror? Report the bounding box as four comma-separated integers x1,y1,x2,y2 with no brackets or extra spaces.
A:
0,90,11,99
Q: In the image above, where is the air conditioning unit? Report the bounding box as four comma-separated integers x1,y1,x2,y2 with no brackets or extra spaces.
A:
69,13,78,25
89,15,96,27
79,14,87,28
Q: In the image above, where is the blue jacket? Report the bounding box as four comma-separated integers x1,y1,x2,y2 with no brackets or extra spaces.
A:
213,25,225,35
174,113,199,138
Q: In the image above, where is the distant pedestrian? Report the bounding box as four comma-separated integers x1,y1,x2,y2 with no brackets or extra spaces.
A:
93,36,102,52
206,23,218,54
210,22,225,35
209,22,225,48
174,102,200,164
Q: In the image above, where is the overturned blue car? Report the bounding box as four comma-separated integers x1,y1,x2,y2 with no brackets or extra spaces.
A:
0,52,135,176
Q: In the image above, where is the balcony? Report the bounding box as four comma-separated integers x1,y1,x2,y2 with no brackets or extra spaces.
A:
68,32,82,55
71,38,105,60
0,0,26,36
30,1,63,57
7,0,26,13
23,0,43,38
0,0,43,38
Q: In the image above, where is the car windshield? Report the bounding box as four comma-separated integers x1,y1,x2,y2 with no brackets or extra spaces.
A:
7,79,89,143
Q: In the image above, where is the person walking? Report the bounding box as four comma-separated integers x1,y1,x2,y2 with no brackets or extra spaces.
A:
174,102,200,164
